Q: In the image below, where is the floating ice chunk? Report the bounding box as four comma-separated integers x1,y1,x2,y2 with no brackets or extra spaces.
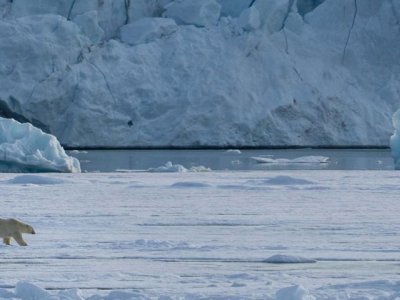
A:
264,254,317,264
238,6,261,31
276,285,316,300
251,156,329,164
0,118,81,173
189,165,211,172
226,149,242,154
164,0,221,27
120,17,178,46
390,109,400,170
147,161,188,173
69,150,88,154
147,162,210,173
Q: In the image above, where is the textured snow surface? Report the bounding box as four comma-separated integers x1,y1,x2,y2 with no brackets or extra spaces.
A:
0,171,400,298
0,0,399,147
0,117,80,172
390,109,400,169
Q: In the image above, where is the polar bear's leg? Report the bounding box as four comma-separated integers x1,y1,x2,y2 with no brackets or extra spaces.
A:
3,237,11,245
12,232,28,246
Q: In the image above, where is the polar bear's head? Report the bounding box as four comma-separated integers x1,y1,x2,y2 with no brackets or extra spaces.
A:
11,219,36,234
20,223,35,234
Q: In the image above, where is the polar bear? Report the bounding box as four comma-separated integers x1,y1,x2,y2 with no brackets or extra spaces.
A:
0,218,35,246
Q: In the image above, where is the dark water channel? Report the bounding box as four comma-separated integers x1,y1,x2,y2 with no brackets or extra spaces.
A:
67,149,394,172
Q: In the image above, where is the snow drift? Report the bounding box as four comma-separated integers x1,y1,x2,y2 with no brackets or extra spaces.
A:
0,0,399,147
264,254,317,264
0,117,81,172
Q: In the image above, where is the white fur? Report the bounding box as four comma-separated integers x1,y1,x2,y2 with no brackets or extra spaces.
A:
0,218,35,246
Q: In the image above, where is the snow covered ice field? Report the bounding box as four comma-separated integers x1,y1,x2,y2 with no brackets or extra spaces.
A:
1,170,400,299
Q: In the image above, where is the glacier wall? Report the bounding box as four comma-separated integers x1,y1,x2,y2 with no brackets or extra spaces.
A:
0,0,399,147
391,109,400,169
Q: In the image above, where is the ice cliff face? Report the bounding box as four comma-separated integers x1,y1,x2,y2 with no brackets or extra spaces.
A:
0,117,80,172
0,0,399,147
391,109,400,169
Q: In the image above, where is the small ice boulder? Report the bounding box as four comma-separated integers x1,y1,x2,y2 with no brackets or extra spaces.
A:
189,165,211,172
276,285,316,300
0,118,81,173
147,161,188,173
226,149,242,154
238,6,261,31
391,109,400,170
58,288,85,300
120,17,178,46
164,0,221,27
15,281,53,300
263,254,317,264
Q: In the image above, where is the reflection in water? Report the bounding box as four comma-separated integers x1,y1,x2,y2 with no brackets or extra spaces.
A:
68,149,394,172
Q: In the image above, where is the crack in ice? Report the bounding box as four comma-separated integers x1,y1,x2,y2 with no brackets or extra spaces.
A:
342,0,358,64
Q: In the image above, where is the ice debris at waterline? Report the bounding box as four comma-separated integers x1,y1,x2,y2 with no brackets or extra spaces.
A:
0,118,80,173
147,161,211,173
390,109,400,170
251,156,330,164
